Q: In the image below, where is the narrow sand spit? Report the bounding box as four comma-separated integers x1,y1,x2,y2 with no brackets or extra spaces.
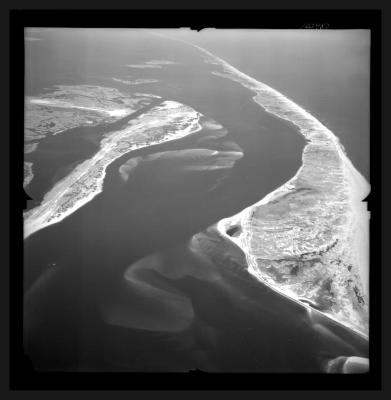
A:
24,101,203,239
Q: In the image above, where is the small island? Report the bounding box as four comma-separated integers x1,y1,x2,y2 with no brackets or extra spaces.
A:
126,59,179,69
112,77,159,86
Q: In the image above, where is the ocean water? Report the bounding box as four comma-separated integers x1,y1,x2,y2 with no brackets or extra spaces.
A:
175,29,370,180
23,29,369,371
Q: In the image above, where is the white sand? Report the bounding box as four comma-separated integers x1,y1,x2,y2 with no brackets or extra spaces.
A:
24,101,203,239
196,43,370,338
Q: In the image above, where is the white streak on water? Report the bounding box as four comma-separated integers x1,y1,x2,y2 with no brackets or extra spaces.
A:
118,148,243,182
28,98,132,118
126,60,179,69
112,77,159,86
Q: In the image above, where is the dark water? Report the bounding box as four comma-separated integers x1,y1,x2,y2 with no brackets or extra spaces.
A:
176,29,370,180
25,98,162,208
23,29,369,371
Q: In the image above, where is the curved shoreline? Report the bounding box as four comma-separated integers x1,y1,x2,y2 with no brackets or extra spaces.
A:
24,101,203,239
216,217,368,341
189,42,370,338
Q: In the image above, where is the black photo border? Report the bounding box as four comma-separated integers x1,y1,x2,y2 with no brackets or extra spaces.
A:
9,9,382,391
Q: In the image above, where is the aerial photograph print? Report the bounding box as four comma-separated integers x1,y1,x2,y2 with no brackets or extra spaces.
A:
18,19,377,383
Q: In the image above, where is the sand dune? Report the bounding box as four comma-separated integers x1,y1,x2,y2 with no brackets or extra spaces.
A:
188,43,370,338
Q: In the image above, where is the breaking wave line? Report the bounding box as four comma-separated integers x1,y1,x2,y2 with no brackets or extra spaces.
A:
185,40,370,338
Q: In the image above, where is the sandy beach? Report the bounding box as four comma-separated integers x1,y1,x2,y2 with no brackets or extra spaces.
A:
203,44,370,338
24,101,203,239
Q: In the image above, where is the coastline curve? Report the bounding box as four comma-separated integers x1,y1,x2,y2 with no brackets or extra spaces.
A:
189,41,370,338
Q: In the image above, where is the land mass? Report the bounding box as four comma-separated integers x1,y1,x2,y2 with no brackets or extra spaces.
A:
192,43,370,337
25,85,157,141
24,101,203,239
24,85,158,188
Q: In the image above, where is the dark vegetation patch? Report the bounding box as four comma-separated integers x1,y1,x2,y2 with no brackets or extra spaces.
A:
226,225,241,237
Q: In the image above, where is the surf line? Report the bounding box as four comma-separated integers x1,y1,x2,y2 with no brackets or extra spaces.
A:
181,38,370,339
24,101,203,239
